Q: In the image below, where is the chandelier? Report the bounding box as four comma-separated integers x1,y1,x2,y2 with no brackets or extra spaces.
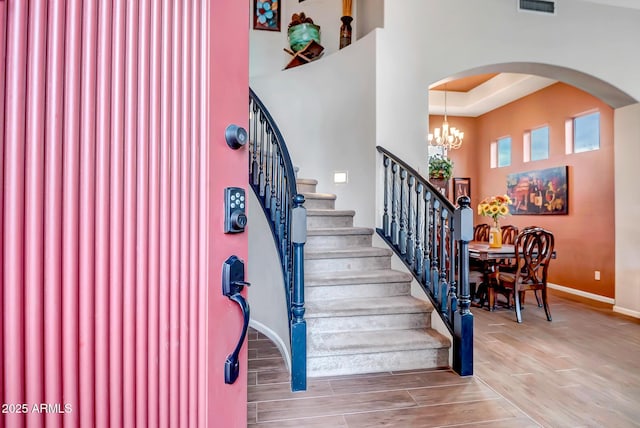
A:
428,89,464,150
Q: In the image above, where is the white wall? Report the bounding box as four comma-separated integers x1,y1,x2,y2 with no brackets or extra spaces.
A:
247,191,291,362
614,103,640,318
251,31,378,227
356,0,384,39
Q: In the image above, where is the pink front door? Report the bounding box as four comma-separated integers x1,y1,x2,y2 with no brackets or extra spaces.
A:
0,0,249,426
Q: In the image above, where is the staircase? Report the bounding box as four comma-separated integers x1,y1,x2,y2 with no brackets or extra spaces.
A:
298,178,451,377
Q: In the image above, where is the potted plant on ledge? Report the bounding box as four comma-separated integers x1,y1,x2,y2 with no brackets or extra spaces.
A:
428,154,454,197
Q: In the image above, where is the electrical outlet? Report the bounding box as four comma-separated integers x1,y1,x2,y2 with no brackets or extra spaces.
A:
594,271,601,281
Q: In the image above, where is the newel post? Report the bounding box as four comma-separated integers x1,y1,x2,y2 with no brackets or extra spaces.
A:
453,196,474,376
291,194,307,391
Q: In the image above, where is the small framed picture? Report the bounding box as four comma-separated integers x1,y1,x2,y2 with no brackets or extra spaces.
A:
254,0,281,32
453,177,471,203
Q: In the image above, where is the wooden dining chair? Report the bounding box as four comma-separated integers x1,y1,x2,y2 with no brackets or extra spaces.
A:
473,223,491,242
497,227,555,323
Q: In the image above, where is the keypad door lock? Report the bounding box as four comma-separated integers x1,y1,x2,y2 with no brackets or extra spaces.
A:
224,187,247,233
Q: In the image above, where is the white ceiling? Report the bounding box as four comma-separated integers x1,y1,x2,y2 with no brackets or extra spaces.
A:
428,73,557,117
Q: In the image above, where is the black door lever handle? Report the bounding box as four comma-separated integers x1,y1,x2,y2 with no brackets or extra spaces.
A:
222,255,251,384
224,292,250,384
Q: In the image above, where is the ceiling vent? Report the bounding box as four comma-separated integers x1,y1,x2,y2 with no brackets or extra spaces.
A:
518,0,556,14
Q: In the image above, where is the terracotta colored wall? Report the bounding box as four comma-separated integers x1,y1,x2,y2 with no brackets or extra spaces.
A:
473,83,615,298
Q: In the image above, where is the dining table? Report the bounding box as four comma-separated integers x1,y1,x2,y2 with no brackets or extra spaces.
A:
468,241,556,311
469,242,518,261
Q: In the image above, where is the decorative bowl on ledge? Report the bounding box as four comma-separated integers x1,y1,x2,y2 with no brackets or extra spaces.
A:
288,23,321,52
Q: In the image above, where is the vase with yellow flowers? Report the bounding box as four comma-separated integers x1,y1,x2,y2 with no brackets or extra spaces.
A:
477,194,512,248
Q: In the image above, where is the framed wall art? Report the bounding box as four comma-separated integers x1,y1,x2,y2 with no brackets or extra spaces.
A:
254,0,281,31
507,166,568,215
453,177,470,203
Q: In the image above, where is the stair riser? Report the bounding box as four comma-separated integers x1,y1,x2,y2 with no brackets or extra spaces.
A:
305,234,372,250
305,255,391,273
306,282,411,302
307,348,449,377
306,312,430,333
307,215,354,228
303,198,336,209
296,183,317,193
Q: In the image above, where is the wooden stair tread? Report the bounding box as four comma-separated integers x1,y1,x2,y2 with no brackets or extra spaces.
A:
305,295,432,318
305,246,391,259
305,269,412,286
308,329,450,356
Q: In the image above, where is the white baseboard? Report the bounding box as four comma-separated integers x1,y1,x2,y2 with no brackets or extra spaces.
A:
613,305,640,319
547,282,615,305
248,319,291,373
549,283,640,319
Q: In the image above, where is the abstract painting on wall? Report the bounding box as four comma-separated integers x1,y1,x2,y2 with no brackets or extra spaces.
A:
507,166,568,215
254,0,280,31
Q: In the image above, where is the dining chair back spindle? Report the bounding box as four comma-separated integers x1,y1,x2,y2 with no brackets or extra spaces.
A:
501,225,519,245
473,224,491,242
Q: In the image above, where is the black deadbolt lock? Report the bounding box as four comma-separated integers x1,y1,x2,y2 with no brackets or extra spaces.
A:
225,124,248,150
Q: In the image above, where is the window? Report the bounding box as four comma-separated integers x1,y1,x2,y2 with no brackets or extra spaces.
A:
530,126,549,161
572,112,600,153
428,144,445,159
497,137,511,167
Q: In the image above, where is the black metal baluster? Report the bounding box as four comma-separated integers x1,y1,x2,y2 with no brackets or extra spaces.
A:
278,158,287,253
258,114,266,197
280,198,288,267
415,183,424,279
399,169,407,255
390,163,398,245
383,156,390,236
423,191,431,290
269,135,278,220
448,212,458,322
407,175,415,266
274,152,282,229
439,210,449,314
251,100,259,185
264,130,272,209
431,199,440,297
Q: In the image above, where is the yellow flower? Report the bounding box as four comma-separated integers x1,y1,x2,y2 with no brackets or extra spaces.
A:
477,194,512,222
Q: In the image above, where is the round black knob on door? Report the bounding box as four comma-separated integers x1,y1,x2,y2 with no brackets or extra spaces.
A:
225,124,248,149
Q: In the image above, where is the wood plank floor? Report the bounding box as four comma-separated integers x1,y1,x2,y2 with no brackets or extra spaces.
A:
248,290,640,427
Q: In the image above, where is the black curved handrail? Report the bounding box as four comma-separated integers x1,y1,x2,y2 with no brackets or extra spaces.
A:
376,146,474,376
249,89,307,391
